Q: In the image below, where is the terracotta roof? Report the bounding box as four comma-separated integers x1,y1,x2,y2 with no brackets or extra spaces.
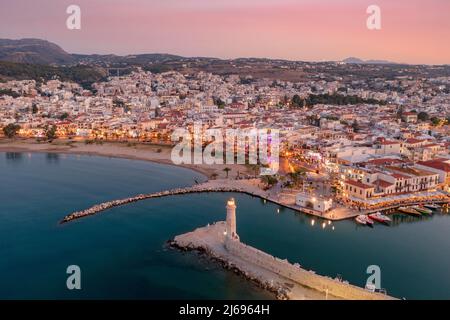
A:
405,138,424,144
374,179,394,188
366,158,405,166
418,159,450,173
345,179,374,189
380,140,401,145
390,173,410,180
387,166,437,177
423,143,440,148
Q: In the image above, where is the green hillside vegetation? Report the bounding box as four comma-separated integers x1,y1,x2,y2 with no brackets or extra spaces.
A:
292,93,386,107
0,88,20,97
0,61,107,90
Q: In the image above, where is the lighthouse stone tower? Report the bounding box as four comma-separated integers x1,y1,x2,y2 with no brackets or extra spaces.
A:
225,198,239,241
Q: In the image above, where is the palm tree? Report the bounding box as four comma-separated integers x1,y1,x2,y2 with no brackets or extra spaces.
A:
288,169,307,189
223,167,231,179
278,175,286,188
247,164,260,176
211,173,218,180
261,175,278,188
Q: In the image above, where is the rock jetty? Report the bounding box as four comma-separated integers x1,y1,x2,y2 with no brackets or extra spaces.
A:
60,185,249,223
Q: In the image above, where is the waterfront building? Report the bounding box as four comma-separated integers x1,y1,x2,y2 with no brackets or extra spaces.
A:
344,179,375,200
295,193,333,213
342,164,440,200
416,158,450,189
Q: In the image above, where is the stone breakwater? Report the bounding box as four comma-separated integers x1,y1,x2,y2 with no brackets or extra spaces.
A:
171,222,395,300
60,185,252,224
60,180,450,224
169,237,290,300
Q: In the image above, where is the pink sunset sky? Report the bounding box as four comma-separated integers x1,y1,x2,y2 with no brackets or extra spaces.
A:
0,0,449,64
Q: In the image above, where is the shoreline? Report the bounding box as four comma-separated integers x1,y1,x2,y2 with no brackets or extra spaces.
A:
0,145,212,179
0,139,252,179
3,139,449,224
60,178,450,224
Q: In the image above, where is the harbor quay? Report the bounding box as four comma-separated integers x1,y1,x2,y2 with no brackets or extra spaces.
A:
61,178,450,224
171,198,396,300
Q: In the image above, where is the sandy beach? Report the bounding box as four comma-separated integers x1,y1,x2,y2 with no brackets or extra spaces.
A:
0,139,253,180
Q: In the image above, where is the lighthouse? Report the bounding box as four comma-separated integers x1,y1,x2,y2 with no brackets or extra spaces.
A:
225,197,238,241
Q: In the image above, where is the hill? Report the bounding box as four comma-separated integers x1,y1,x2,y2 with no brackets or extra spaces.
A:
0,38,75,65
343,57,398,65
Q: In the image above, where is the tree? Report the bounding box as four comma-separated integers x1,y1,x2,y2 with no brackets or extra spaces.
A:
45,125,57,140
261,175,278,187
396,106,404,120
288,170,306,188
214,97,225,109
247,164,260,176
351,120,360,132
211,173,218,180
291,94,304,108
307,115,320,126
2,123,21,138
417,111,429,122
430,117,441,126
330,185,338,195
59,112,69,120
325,115,339,121
0,89,20,98
32,104,38,114
223,167,231,178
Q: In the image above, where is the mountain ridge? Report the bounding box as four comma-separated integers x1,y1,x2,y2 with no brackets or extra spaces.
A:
342,57,399,65
0,38,183,65
1,38,409,66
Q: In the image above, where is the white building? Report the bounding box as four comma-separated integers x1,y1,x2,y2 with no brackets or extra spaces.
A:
296,193,333,213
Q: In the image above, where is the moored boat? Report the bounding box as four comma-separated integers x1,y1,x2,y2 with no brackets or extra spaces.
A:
424,203,440,210
355,215,374,226
412,206,432,215
365,283,376,292
369,212,391,223
355,215,366,225
398,206,421,216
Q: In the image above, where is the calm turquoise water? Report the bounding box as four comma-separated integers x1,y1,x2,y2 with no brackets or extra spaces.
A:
0,152,449,299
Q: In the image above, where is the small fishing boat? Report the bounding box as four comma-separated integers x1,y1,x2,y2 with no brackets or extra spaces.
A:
365,283,377,292
412,206,432,215
355,215,374,226
398,206,421,216
423,203,440,210
366,284,388,295
355,215,366,225
369,212,391,223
